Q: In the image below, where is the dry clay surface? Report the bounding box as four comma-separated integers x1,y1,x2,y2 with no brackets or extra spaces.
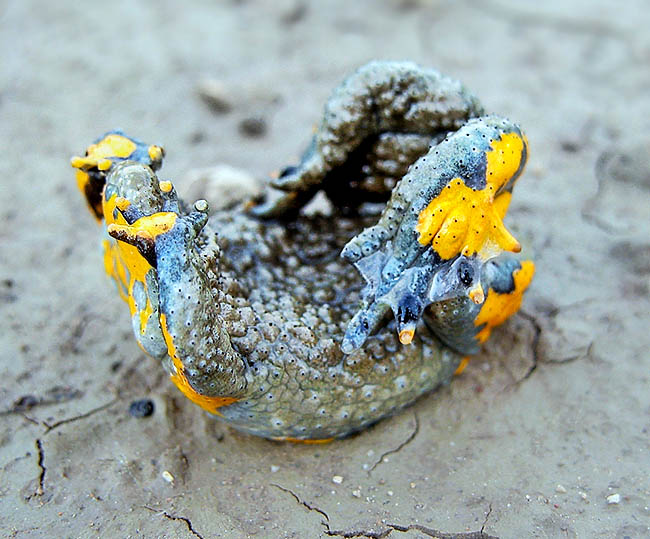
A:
1,1,649,537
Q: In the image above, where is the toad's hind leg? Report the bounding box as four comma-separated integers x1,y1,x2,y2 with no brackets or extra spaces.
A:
102,162,249,413
339,117,529,349
253,132,435,218
252,61,484,218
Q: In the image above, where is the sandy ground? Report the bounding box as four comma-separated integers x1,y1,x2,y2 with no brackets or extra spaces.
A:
1,0,649,537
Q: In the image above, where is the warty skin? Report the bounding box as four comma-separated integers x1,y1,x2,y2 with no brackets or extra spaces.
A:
71,62,534,440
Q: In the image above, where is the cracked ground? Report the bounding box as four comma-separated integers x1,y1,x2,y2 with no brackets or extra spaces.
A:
1,0,649,537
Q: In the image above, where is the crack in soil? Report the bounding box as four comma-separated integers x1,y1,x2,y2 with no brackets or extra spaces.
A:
271,483,330,525
368,412,419,474
42,399,117,433
35,439,45,497
325,527,392,538
1,387,84,416
515,310,592,386
514,311,542,384
481,503,493,534
387,522,499,538
143,506,204,539
25,438,46,500
272,481,498,539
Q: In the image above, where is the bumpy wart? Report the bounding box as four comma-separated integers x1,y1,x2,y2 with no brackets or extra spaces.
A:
71,61,534,440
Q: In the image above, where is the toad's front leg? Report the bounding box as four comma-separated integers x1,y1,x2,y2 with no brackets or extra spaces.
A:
100,162,250,412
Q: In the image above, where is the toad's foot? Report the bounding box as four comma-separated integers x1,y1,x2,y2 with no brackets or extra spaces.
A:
340,116,528,348
71,130,164,220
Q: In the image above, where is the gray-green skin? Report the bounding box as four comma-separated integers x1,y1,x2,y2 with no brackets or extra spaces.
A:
340,116,528,353
250,62,526,355
102,163,524,441
88,61,528,440
104,163,461,440
252,60,485,217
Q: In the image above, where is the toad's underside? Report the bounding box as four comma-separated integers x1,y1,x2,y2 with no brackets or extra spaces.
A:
71,61,534,440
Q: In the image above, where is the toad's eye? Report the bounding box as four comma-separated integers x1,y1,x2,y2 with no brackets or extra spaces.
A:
458,261,474,287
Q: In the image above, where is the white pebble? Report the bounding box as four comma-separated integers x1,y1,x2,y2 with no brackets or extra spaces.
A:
196,79,232,113
183,165,261,211
161,470,174,483
607,493,621,505
556,484,567,493
270,465,279,473
332,475,343,484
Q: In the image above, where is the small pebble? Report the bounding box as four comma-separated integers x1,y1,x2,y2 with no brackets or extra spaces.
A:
352,489,361,498
579,491,588,501
607,493,621,505
196,79,232,114
332,475,343,484
280,1,308,25
184,164,261,211
13,395,38,411
128,399,154,418
239,116,267,138
162,470,174,483
556,484,567,494
270,465,280,473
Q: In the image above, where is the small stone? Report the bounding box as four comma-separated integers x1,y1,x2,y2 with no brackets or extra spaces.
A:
280,1,308,25
579,491,588,501
556,484,567,494
387,491,393,496
332,475,343,484
352,489,361,498
184,165,261,211
270,465,280,473
606,493,621,505
128,399,154,418
197,79,233,114
12,395,38,411
239,116,267,138
162,470,174,483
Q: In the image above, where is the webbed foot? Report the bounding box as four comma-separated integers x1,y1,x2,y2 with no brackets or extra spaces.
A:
425,255,535,355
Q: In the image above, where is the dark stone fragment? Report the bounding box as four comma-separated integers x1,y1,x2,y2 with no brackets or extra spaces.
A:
13,395,39,411
128,399,155,418
239,116,267,138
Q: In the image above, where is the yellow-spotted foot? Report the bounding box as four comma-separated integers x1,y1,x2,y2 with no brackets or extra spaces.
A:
340,116,529,351
71,130,164,220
